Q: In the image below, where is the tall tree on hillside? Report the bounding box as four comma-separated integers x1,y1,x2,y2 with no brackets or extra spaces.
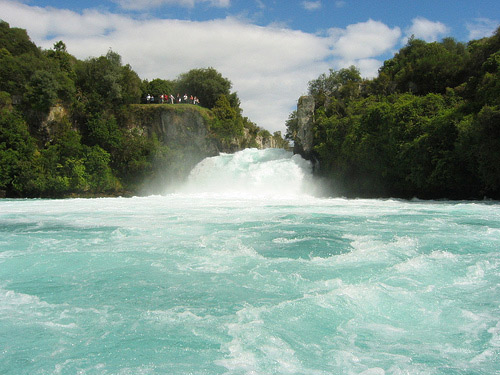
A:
308,66,362,109
141,78,175,102
378,37,469,95
175,67,234,109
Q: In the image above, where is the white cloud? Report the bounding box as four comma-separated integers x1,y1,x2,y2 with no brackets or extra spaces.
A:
333,58,383,79
114,0,230,11
0,0,135,42
328,19,401,60
0,1,401,133
302,1,322,11
466,18,499,40
0,0,330,132
405,17,449,42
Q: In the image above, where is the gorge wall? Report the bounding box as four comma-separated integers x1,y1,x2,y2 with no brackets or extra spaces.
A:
126,104,279,155
124,104,283,190
293,95,315,161
127,104,219,160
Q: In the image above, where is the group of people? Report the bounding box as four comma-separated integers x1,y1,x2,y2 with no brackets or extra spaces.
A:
144,93,200,105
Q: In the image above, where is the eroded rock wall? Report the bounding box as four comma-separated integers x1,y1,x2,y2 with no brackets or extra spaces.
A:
127,105,219,158
294,95,315,159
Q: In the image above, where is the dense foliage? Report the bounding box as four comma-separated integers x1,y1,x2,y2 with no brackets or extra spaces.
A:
0,21,271,197
287,28,500,199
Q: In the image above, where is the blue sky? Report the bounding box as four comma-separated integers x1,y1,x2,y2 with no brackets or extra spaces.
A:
1,0,498,132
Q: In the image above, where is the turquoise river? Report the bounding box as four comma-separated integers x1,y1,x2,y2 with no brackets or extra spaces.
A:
1,148,499,374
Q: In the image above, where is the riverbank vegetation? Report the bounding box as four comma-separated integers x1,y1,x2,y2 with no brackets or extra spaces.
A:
287,29,500,199
0,21,279,198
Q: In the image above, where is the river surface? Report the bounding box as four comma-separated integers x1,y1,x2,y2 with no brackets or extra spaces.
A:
1,148,499,374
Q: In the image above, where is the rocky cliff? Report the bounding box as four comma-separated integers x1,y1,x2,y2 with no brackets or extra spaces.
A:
127,104,217,154
293,95,315,159
125,104,283,189
126,104,282,155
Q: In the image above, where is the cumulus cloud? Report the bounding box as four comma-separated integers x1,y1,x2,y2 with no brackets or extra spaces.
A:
114,0,230,10
0,0,135,42
328,19,401,60
344,58,383,79
0,0,331,132
405,17,449,42
302,1,322,11
466,18,499,40
0,0,402,132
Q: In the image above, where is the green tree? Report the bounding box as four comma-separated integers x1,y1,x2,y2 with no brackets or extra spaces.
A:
84,114,122,151
175,67,233,109
308,66,362,107
0,48,22,94
143,78,175,99
473,106,500,195
378,37,469,95
210,94,244,140
45,41,74,73
0,21,40,57
24,70,60,112
84,145,118,192
285,110,298,141
120,64,142,104
0,109,36,193
75,50,124,107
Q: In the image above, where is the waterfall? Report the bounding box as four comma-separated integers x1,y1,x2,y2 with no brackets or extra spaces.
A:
179,148,314,198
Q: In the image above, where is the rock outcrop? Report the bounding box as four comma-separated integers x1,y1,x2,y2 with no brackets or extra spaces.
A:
293,95,315,159
125,104,285,187
255,133,276,149
127,104,283,156
127,104,219,159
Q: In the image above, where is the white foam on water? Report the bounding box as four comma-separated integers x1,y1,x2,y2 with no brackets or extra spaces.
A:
1,160,500,374
216,301,323,375
0,287,51,315
179,148,317,199
359,368,386,375
469,320,500,365
272,236,313,244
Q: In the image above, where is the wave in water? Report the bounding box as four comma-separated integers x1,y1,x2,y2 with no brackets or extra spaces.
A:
179,148,315,197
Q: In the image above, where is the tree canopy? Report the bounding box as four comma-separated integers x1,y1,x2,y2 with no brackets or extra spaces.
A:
287,28,500,199
175,67,234,109
0,22,269,197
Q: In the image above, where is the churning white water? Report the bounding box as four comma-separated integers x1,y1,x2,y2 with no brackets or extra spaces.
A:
181,148,315,197
1,148,499,374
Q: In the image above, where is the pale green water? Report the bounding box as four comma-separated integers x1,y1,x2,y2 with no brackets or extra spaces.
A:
1,149,499,374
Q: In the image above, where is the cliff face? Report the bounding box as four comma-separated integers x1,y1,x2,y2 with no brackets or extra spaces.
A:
127,104,219,158
127,104,282,156
255,133,277,149
125,104,284,190
293,95,315,159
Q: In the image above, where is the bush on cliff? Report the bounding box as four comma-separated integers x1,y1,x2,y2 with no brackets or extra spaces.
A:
175,67,234,110
210,94,244,141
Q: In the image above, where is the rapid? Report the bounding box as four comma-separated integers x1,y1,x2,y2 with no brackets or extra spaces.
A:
1,148,499,374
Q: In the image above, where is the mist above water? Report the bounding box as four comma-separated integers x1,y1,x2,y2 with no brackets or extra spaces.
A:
178,148,317,198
